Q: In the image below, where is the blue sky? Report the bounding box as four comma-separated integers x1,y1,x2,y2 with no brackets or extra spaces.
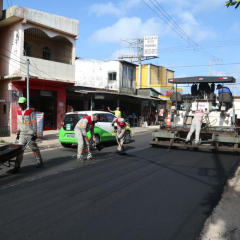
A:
4,0,240,94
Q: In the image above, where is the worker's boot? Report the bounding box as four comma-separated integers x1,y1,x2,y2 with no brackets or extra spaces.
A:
117,146,121,152
77,154,85,163
36,161,44,168
185,139,191,144
87,152,93,160
195,141,200,146
7,167,20,175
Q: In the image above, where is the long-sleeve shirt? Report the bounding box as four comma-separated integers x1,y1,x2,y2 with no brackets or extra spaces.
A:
17,108,37,135
112,118,126,139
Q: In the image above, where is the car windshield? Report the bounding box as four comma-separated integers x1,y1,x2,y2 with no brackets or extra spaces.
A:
64,114,86,123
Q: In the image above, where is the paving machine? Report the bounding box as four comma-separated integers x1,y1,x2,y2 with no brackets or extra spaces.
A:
150,76,240,153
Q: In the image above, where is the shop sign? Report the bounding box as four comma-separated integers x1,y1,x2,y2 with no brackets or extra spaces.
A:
12,90,23,101
0,99,5,102
143,36,158,57
40,91,52,97
36,112,44,137
95,94,105,99
165,91,172,96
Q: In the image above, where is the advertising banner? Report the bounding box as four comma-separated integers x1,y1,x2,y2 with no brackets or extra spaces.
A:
36,112,44,137
144,36,158,57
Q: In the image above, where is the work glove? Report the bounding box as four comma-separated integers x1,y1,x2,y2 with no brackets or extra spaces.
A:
16,134,20,140
31,134,37,141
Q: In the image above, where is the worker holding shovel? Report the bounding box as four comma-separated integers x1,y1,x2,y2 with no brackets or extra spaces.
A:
112,118,127,154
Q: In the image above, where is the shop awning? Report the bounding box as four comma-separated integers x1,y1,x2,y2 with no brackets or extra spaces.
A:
67,87,168,101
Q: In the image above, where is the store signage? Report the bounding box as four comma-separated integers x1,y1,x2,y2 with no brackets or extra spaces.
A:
40,90,52,97
95,94,105,99
36,112,44,137
165,91,172,96
143,36,158,57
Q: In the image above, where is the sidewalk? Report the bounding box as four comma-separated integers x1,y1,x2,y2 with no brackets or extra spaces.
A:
0,126,159,149
201,166,240,240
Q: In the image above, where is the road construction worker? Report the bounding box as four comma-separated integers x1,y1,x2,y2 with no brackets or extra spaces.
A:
107,106,121,118
112,118,126,152
74,114,99,162
7,97,43,174
216,84,232,96
185,108,205,146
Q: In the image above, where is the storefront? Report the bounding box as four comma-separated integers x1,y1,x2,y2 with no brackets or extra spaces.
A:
11,78,74,132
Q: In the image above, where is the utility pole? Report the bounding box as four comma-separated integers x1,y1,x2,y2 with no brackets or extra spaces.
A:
210,59,222,76
118,38,157,89
27,59,30,107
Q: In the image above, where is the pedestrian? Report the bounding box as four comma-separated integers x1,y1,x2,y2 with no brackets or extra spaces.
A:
185,108,205,146
7,97,43,174
107,106,121,118
74,114,100,162
112,118,126,153
155,110,158,125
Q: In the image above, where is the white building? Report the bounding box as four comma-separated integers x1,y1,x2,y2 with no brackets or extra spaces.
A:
0,4,79,135
75,58,136,94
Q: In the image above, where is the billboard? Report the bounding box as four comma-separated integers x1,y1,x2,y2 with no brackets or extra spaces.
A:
36,112,44,137
143,36,158,57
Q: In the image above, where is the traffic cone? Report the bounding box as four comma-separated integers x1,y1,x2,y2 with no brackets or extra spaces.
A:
166,111,171,128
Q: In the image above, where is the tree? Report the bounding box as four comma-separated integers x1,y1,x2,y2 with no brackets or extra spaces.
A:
225,0,240,8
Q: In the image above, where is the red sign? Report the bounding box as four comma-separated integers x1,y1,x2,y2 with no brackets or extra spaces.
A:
165,91,172,96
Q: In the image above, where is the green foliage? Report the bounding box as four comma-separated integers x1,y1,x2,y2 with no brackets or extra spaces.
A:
225,0,240,9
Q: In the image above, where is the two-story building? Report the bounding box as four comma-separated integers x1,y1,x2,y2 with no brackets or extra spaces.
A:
0,5,79,135
136,64,183,97
67,58,139,116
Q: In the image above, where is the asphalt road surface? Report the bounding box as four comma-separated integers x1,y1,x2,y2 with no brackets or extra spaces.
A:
0,133,239,240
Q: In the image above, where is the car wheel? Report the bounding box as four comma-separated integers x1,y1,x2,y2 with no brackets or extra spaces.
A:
124,131,131,144
90,135,100,150
61,143,72,148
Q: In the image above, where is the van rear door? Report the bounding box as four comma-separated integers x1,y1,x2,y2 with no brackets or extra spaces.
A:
63,114,86,131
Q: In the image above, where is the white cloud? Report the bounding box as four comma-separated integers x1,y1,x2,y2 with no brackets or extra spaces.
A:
89,2,122,17
90,17,168,42
157,0,222,13
89,0,141,17
229,22,240,34
178,11,215,41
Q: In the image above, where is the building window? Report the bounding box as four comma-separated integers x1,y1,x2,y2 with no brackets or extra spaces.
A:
24,43,31,57
108,72,117,81
42,47,51,60
123,65,134,88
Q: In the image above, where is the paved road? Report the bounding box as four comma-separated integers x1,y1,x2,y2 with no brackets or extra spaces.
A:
0,133,239,240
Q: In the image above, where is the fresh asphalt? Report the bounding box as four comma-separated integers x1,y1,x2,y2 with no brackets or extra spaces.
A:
0,132,239,240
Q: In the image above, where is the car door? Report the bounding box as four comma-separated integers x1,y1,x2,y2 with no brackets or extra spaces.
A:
104,113,116,140
95,113,115,141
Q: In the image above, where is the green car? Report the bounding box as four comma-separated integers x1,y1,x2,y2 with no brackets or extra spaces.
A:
59,111,132,148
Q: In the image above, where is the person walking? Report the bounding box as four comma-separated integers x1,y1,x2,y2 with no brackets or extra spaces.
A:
74,114,99,162
185,108,205,146
112,118,126,153
108,106,122,118
7,97,43,174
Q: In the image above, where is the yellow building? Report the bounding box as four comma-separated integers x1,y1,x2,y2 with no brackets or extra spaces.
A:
136,64,183,97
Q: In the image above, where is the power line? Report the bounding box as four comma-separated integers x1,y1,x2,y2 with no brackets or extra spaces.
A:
167,62,240,68
158,39,240,53
142,0,218,59
142,0,227,74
